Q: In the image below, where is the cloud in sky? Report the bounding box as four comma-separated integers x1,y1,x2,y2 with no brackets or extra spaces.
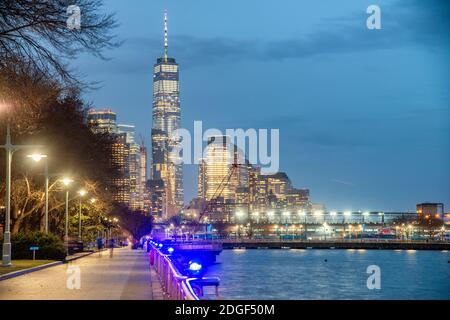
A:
100,0,449,73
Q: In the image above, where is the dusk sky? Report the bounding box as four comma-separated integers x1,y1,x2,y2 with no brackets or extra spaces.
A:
75,0,449,211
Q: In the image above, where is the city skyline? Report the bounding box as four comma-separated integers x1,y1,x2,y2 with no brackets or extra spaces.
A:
76,0,449,211
0,0,449,304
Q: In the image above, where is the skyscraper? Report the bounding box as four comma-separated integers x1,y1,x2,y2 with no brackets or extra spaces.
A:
88,109,148,209
150,11,183,218
199,136,248,201
138,142,148,212
87,109,129,204
87,108,117,134
118,124,140,210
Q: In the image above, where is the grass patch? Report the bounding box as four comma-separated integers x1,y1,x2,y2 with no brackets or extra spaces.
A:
0,260,56,276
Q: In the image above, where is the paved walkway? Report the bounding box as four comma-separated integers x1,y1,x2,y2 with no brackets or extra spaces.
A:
0,247,164,300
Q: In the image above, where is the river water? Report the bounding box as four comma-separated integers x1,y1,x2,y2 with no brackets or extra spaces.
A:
205,249,450,300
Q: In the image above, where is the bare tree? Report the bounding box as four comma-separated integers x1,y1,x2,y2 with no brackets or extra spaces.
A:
0,0,118,84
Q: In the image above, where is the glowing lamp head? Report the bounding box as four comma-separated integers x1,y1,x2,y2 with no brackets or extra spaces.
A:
27,154,47,162
330,211,337,217
78,189,87,196
314,210,323,216
283,211,290,217
167,247,174,254
363,211,370,216
298,210,305,216
267,211,275,217
62,178,73,186
344,211,352,217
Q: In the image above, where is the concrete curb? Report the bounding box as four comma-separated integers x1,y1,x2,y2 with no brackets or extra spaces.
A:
0,250,107,281
64,249,110,262
64,251,95,263
0,261,63,281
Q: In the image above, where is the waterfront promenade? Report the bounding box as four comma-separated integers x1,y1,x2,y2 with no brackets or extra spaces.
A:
0,247,164,300
221,239,450,250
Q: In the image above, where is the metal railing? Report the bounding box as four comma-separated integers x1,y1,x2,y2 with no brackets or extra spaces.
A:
151,246,198,300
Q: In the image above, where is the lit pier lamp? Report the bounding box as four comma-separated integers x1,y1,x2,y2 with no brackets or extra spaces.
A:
314,210,324,223
251,212,260,222
235,211,246,225
343,211,352,223
282,211,291,223
378,212,385,224
362,211,370,223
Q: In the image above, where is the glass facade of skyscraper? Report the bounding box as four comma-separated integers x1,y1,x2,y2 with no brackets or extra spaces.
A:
150,15,184,218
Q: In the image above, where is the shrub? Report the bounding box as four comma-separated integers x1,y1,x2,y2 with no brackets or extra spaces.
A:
0,232,66,260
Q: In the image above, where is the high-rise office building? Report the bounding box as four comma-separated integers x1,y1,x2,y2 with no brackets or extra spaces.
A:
198,136,248,203
88,109,148,209
202,136,235,201
88,109,128,203
150,11,183,218
118,124,141,210
139,143,148,212
87,108,118,134
112,133,130,204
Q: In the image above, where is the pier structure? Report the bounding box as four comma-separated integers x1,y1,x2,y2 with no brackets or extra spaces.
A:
221,239,450,250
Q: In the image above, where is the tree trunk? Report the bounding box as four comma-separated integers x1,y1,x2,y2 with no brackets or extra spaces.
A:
11,216,23,234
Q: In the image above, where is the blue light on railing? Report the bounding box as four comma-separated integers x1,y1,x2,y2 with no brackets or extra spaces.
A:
158,243,163,248
167,247,174,254
188,261,202,272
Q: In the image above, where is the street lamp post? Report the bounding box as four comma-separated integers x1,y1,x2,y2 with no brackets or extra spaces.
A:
27,154,49,233
62,178,73,255
1,122,44,267
78,189,87,240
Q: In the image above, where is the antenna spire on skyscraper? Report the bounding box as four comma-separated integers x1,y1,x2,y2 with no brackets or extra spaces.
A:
164,9,168,61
